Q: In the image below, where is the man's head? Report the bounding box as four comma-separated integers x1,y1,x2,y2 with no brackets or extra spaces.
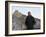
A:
28,11,31,16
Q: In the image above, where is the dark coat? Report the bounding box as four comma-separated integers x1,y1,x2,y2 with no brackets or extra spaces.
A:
25,16,35,30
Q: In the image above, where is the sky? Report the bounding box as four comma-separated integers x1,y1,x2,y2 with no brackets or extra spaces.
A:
12,6,41,19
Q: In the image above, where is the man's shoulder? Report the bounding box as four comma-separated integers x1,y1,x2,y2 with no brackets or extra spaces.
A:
31,16,35,19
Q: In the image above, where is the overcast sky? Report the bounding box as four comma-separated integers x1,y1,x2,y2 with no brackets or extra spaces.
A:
12,6,41,19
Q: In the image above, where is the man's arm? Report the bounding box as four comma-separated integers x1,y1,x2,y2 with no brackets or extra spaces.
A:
25,17,28,25
33,17,36,24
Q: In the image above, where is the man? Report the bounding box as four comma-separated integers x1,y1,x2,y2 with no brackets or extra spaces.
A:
25,11,36,30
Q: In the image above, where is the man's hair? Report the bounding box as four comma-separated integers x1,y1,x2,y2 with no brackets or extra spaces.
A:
28,11,31,14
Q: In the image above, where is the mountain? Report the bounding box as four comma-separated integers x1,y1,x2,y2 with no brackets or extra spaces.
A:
12,10,40,30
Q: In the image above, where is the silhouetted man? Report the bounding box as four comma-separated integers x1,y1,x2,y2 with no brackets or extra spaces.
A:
25,11,35,30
